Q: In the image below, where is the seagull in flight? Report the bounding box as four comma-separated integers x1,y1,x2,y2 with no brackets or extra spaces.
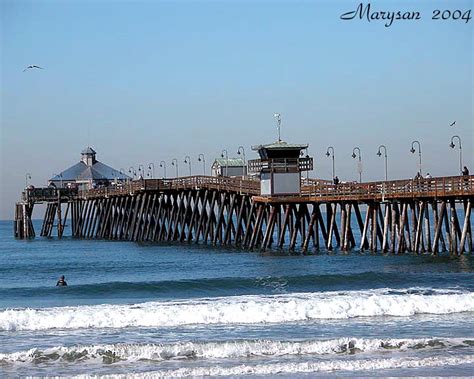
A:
23,65,44,72
450,121,456,127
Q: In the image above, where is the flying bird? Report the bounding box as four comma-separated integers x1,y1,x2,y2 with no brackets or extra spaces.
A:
450,121,456,127
23,65,44,72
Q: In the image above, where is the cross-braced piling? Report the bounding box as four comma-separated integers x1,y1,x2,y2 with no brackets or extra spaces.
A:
16,175,474,255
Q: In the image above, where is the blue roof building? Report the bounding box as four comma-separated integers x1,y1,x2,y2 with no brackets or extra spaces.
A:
49,147,130,189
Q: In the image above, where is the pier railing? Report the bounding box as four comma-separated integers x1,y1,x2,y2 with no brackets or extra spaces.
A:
79,175,261,199
22,187,77,202
298,175,474,201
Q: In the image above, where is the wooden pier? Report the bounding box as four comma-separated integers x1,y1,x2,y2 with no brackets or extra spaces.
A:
15,174,474,255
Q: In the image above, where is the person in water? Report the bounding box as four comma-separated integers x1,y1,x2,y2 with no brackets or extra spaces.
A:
56,275,68,286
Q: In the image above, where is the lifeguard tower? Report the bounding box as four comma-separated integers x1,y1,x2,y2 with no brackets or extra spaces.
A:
248,114,313,196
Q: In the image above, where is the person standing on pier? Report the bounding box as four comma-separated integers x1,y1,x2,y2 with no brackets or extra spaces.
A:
462,166,470,189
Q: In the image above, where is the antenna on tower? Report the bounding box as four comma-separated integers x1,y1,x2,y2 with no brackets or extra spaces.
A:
273,113,282,142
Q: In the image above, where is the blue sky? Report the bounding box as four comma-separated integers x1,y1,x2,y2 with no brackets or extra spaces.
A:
1,0,472,219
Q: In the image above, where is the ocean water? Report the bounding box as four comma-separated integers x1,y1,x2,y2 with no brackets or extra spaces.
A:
1,219,473,378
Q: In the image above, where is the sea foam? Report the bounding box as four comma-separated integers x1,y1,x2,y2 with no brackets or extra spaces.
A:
1,288,473,331
69,354,474,378
0,337,471,364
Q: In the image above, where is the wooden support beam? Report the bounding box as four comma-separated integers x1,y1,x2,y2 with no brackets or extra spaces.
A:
464,198,473,253
249,204,264,249
184,191,199,242
424,200,432,253
302,204,318,253
194,190,210,243
101,198,114,239
82,199,94,238
242,201,256,248
340,203,347,251
40,203,50,237
289,204,303,252
224,194,236,245
278,204,291,248
314,204,327,249
178,191,193,242
389,202,398,254
353,203,367,250
449,199,458,255
462,199,472,253
212,192,227,245
203,191,218,244
451,199,462,241
129,194,143,241
262,205,277,251
166,192,180,241
371,203,378,252
234,195,247,245
343,203,352,251
414,201,425,254
116,197,128,240
153,194,165,241
327,203,337,251
432,201,446,255
381,203,390,253
409,202,417,252
382,203,391,253
139,194,153,241
397,203,408,254
360,203,371,252
92,199,104,238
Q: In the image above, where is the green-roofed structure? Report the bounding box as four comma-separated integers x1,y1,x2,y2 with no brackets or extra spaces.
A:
211,158,247,177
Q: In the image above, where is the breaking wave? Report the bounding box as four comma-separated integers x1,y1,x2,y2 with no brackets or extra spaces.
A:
1,288,473,331
70,355,474,377
0,337,472,364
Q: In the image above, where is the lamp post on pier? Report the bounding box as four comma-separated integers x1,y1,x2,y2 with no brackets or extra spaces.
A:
138,165,145,179
184,156,192,176
237,146,246,164
171,158,179,178
221,149,229,177
326,146,335,180
410,140,422,176
273,113,282,142
120,168,128,184
198,154,206,175
377,145,388,181
159,161,167,179
351,147,362,183
148,163,155,179
25,173,32,188
237,146,246,177
449,135,463,174
237,146,247,175
128,166,136,180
